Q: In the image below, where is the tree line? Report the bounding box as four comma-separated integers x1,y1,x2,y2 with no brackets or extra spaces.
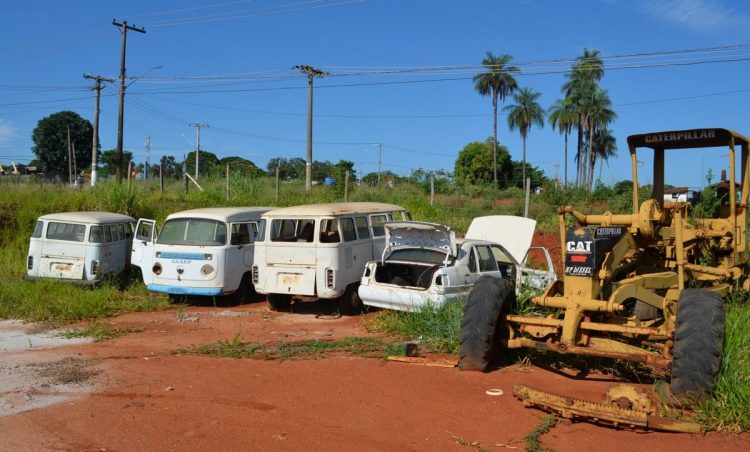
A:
25,48,616,189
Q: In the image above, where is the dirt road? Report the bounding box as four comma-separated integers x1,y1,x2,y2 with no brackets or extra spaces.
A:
0,301,746,451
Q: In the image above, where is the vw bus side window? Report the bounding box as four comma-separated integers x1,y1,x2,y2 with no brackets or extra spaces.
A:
31,220,43,238
319,219,340,243
116,223,125,241
89,226,104,243
46,222,86,242
355,216,371,239
103,224,112,242
370,214,388,237
340,218,357,242
255,220,265,242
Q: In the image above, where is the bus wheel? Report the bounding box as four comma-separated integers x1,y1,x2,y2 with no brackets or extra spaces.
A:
338,284,364,316
268,293,292,311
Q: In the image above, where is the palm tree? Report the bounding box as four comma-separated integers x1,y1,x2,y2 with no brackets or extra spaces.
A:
580,88,616,189
591,129,617,186
474,52,519,184
548,96,577,187
505,87,545,188
563,49,604,187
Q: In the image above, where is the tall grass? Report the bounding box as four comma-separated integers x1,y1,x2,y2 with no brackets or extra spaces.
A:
696,293,750,432
367,301,465,354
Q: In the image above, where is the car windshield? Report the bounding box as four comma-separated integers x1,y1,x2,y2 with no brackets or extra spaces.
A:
387,248,448,265
157,218,227,246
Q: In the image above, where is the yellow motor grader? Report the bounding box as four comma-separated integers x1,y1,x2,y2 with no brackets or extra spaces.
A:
459,128,748,404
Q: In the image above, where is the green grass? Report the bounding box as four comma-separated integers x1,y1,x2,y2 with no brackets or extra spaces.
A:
366,301,465,354
59,319,146,341
695,293,750,432
177,334,395,361
523,414,558,452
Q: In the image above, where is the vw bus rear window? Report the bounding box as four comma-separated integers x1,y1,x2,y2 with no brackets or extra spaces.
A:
157,218,227,246
46,222,86,242
270,219,315,242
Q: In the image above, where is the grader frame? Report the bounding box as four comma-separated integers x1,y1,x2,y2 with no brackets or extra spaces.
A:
459,128,749,401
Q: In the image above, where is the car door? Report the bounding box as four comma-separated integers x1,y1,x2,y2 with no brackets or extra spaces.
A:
131,218,157,285
226,222,253,291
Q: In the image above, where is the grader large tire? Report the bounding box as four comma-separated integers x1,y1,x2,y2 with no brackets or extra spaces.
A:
670,289,725,403
458,276,515,372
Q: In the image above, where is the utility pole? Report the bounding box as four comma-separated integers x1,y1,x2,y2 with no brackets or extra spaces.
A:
189,123,208,180
112,19,146,184
144,135,151,179
83,74,114,187
293,65,328,192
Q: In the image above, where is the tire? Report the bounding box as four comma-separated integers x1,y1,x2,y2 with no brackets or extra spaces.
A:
634,301,660,320
229,273,252,304
458,276,515,372
267,293,292,312
670,289,725,404
338,284,364,316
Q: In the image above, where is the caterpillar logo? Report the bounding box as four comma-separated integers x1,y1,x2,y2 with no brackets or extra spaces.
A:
566,241,593,253
645,129,715,144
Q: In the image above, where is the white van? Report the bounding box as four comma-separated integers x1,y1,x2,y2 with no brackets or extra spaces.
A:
26,211,136,284
252,202,411,314
131,207,271,301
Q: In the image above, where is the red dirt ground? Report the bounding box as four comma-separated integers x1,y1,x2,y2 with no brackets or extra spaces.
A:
1,300,747,451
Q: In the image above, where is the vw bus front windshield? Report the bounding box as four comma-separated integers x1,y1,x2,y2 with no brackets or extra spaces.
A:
157,218,227,246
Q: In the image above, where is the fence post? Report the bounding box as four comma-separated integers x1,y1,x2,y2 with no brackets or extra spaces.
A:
159,164,164,195
430,172,435,206
275,166,280,205
226,164,230,201
127,160,132,190
344,170,349,202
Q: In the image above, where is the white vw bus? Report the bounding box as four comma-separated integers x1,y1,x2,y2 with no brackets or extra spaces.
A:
252,202,411,314
26,211,135,284
131,207,271,301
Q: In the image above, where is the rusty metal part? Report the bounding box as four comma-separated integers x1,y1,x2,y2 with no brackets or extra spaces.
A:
512,384,702,433
605,384,653,412
506,315,670,338
386,356,457,368
506,338,672,368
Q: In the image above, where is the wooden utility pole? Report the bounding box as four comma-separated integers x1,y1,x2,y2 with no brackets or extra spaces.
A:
83,74,114,187
344,170,350,202
293,65,328,192
189,123,208,180
112,19,146,184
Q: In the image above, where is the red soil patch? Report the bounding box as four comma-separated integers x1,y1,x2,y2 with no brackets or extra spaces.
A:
1,300,746,451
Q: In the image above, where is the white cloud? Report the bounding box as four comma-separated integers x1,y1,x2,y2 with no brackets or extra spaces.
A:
0,120,18,145
641,0,748,32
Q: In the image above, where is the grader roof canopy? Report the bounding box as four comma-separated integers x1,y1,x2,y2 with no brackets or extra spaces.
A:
627,128,750,150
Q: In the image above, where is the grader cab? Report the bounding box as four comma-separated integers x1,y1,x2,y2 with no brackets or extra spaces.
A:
459,128,749,403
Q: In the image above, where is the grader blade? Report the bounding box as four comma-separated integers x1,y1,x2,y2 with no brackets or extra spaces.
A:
512,384,702,433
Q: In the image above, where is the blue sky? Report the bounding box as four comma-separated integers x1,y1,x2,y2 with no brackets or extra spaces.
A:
1,0,749,189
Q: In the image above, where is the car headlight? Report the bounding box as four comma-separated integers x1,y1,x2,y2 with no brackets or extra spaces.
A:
201,264,215,278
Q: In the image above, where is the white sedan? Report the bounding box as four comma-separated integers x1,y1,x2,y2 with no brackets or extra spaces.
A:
358,216,556,312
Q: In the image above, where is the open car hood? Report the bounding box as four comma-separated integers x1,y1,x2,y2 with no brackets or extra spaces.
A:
465,215,536,263
383,221,456,262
